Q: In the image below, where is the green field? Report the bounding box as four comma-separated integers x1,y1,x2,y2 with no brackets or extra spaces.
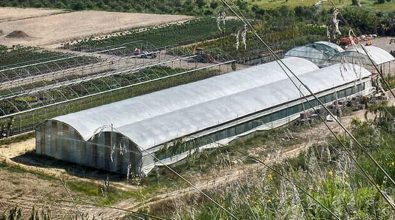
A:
0,46,99,82
247,0,395,12
67,17,243,55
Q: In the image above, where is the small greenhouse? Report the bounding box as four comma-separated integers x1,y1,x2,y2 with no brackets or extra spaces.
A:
330,45,394,75
285,41,344,67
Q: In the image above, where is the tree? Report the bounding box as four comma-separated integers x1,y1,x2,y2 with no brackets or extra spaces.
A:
196,0,205,8
210,0,218,9
72,2,87,11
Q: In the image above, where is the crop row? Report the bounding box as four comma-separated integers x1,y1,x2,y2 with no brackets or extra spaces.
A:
65,17,244,56
169,23,327,63
0,46,99,83
0,66,221,137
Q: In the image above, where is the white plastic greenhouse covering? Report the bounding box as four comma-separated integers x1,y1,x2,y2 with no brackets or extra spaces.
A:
53,58,372,155
332,45,394,65
118,63,371,151
54,57,318,150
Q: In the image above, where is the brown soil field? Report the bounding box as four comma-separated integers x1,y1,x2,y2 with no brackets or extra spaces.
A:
0,7,64,23
0,8,192,47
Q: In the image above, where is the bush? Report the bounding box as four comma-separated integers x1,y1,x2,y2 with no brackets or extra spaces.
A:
71,2,86,11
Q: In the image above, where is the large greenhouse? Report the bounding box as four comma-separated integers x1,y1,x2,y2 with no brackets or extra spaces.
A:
36,57,374,176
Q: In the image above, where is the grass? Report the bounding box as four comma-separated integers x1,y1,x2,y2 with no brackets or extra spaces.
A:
0,159,57,182
149,119,321,179
0,158,167,207
159,109,395,219
69,17,243,54
0,132,34,146
247,0,395,12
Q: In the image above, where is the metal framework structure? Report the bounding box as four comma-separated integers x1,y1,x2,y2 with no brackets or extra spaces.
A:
0,42,235,138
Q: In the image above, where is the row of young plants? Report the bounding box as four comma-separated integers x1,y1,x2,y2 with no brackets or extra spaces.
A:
65,17,243,56
0,46,99,82
170,22,327,63
1,66,185,116
0,66,221,137
147,103,395,219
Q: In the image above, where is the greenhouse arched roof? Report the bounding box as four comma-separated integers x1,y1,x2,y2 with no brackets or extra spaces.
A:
285,41,345,67
346,45,394,65
331,45,394,66
284,46,328,67
50,58,372,151
314,41,345,53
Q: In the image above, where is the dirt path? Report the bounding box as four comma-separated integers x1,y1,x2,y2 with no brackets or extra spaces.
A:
0,110,363,219
112,110,365,215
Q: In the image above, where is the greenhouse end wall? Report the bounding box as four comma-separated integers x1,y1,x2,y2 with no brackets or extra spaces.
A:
36,120,142,175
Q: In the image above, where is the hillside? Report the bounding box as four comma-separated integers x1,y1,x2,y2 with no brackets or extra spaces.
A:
1,0,394,15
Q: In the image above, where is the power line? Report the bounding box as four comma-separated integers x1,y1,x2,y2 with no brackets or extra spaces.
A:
53,126,239,220
327,0,395,100
220,0,395,210
222,0,395,187
2,195,168,220
203,134,341,219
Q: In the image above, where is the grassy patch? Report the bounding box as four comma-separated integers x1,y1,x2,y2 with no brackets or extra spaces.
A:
0,160,56,181
0,132,35,146
247,0,395,12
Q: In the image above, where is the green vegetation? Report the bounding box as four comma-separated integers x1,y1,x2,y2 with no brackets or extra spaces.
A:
173,22,326,62
0,45,68,68
1,0,393,15
0,159,159,207
154,104,395,219
67,18,243,55
248,0,395,12
0,0,222,15
0,46,99,82
0,66,221,136
0,132,34,146
385,76,395,89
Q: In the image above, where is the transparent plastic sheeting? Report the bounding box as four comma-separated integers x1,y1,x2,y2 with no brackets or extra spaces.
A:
285,41,345,67
315,41,345,53
285,46,328,67
53,57,318,147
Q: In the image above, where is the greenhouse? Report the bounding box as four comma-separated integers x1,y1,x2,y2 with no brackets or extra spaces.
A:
329,45,394,75
284,41,344,67
36,57,373,176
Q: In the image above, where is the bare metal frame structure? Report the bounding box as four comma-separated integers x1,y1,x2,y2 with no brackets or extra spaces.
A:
0,43,235,137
